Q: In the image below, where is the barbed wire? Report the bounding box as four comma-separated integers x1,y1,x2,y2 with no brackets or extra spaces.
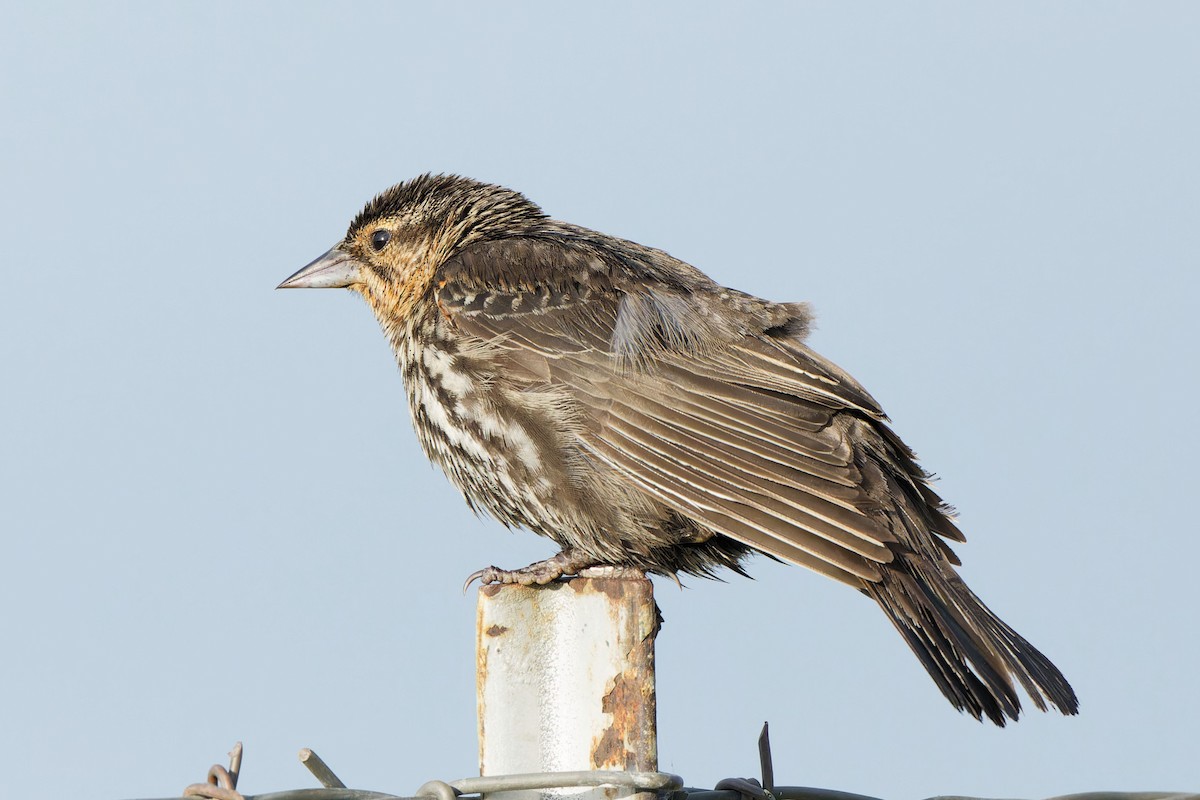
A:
135,730,1196,800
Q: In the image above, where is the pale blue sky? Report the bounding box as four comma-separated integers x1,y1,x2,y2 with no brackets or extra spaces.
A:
2,3,1197,799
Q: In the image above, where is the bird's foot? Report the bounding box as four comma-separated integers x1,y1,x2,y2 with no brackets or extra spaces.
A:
463,550,594,592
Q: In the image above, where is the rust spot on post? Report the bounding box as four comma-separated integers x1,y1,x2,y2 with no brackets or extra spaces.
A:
485,624,509,637
589,586,657,771
594,577,632,602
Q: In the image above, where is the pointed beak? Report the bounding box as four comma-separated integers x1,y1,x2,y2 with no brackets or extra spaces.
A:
277,247,366,289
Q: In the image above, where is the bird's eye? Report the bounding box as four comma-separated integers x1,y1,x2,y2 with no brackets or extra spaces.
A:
370,229,391,251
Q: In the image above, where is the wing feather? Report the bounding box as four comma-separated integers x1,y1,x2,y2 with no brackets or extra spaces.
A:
586,430,879,584
437,238,939,586
599,407,895,563
561,367,894,543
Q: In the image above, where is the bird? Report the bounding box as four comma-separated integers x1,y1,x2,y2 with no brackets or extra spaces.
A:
279,173,1078,725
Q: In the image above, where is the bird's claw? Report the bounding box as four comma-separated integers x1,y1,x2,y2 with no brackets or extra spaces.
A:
462,551,589,593
463,568,495,593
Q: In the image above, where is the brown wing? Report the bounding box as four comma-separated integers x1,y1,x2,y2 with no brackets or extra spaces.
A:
437,236,961,588
434,234,1078,726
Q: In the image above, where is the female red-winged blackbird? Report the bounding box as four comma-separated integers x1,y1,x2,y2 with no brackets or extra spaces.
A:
280,174,1077,725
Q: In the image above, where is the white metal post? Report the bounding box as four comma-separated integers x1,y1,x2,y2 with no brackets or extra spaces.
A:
476,570,659,800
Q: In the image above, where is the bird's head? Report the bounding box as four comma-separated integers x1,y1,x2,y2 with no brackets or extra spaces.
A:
279,174,546,322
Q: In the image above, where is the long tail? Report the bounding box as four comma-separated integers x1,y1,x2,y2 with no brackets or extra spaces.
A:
865,554,1079,725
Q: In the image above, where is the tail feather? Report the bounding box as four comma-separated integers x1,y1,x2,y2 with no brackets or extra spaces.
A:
866,556,1079,726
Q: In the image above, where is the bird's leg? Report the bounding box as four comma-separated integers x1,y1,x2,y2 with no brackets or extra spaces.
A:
463,549,596,591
